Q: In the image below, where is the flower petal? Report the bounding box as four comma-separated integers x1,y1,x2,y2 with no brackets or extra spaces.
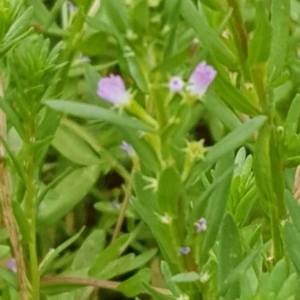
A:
97,74,130,106
187,62,217,97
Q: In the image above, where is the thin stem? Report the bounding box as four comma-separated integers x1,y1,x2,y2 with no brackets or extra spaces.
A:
41,275,171,296
111,179,133,243
0,78,28,300
110,158,139,243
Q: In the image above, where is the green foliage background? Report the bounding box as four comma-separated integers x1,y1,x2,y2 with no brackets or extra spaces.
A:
1,0,300,300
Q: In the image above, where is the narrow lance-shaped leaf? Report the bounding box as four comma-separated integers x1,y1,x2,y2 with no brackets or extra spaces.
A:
117,269,152,298
187,115,267,186
180,0,236,67
284,94,300,139
158,167,182,216
267,0,290,83
200,152,234,263
45,100,153,132
248,2,271,65
38,165,100,227
206,116,266,167
284,223,300,277
218,214,242,297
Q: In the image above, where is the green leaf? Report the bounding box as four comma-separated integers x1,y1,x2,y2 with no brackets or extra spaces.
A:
285,190,300,234
230,150,257,226
199,0,222,10
117,269,152,297
132,173,179,269
0,98,26,139
204,92,242,131
102,0,128,35
221,247,260,294
254,123,285,258
52,123,100,165
91,249,156,280
200,153,234,263
38,165,100,227
120,128,160,172
248,2,271,65
172,272,200,283
0,5,33,57
180,0,235,67
284,94,300,140
276,273,298,300
131,0,149,34
160,261,182,297
269,259,289,296
89,227,141,277
267,0,290,83
24,0,58,28
0,136,26,183
213,75,260,115
234,182,256,227
284,222,300,277
3,7,33,43
205,116,267,167
0,246,10,260
71,229,106,271
158,167,182,216
192,166,233,222
0,268,17,289
12,200,31,242
39,227,85,276
253,123,273,203
89,234,132,276
164,0,182,24
121,45,149,92
45,100,152,132
143,282,173,300
218,214,242,297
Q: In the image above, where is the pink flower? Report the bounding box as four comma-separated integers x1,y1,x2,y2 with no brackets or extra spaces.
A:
169,76,185,92
97,75,130,106
6,258,17,273
187,62,217,97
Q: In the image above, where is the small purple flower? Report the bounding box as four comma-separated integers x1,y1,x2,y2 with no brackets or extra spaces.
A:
187,62,217,97
169,76,185,92
195,217,207,233
179,246,191,255
121,141,135,156
97,75,130,106
6,258,17,273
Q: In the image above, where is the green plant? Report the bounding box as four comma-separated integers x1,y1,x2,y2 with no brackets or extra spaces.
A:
1,1,300,300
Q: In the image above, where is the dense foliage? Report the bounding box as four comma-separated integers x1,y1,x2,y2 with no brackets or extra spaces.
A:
1,0,300,299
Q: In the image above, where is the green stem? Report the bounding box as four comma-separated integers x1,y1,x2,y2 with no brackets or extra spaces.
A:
111,177,133,243
254,123,284,262
24,126,40,300
151,85,168,128
226,0,250,81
